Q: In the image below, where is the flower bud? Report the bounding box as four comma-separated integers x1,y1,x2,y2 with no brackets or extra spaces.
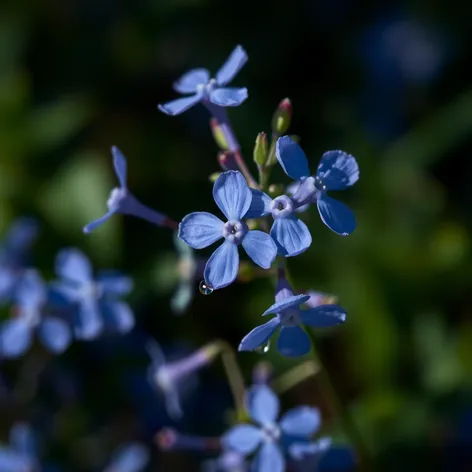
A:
210,118,228,150
218,151,237,171
253,132,268,167
271,98,292,135
209,172,221,183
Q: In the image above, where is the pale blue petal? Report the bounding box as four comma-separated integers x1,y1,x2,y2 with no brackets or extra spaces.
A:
203,242,239,290
317,194,356,235
274,277,295,303
238,318,280,352
209,87,248,107
252,442,285,472
164,389,184,420
270,217,312,257
15,270,46,309
55,248,92,283
262,294,310,316
242,230,277,269
0,268,16,301
178,212,224,249
38,317,72,354
111,146,128,188
101,300,135,333
300,305,347,327
213,171,252,221
280,406,321,437
104,443,150,472
170,282,193,314
316,150,359,190
244,189,272,219
222,425,262,455
173,68,210,94
288,437,332,460
83,210,116,234
216,45,248,86
97,271,133,296
10,423,36,457
0,448,32,472
246,385,280,425
277,326,311,357
158,93,202,115
275,136,310,180
286,182,310,213
0,319,32,358
74,300,103,340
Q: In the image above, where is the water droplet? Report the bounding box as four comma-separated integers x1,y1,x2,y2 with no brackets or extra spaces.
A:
255,341,270,354
199,280,213,295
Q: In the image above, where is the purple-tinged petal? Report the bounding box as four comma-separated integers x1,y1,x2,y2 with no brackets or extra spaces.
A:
74,300,103,340
158,93,202,116
286,182,310,213
246,385,280,425
262,294,310,316
213,171,252,221
317,194,356,236
104,442,150,472
216,45,248,86
15,270,46,309
83,210,116,234
222,425,262,455
209,87,248,107
101,300,135,333
252,441,285,472
203,241,239,290
244,189,272,219
277,326,310,357
173,68,210,94
178,212,224,249
55,248,92,284
238,318,280,352
276,136,310,180
97,271,133,296
291,176,318,208
270,217,312,258
10,422,36,457
0,319,32,358
242,230,277,269
38,317,72,354
300,305,346,327
111,146,128,188
316,150,359,190
280,406,321,438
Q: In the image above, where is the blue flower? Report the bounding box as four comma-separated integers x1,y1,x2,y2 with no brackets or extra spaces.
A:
0,422,38,472
202,449,247,472
0,270,72,358
53,248,134,340
178,171,277,290
103,442,149,472
239,277,346,357
158,45,248,116
223,385,327,472
275,136,359,236
83,146,171,233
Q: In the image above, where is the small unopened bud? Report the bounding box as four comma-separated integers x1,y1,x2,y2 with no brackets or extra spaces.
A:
272,98,292,135
210,118,228,150
252,361,273,385
253,132,268,167
209,172,221,183
218,151,237,171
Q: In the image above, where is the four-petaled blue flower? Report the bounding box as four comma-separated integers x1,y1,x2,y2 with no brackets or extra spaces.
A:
276,136,359,236
179,171,277,290
53,248,134,340
0,269,72,358
223,385,327,472
158,45,248,116
103,442,149,472
0,422,38,472
239,277,346,357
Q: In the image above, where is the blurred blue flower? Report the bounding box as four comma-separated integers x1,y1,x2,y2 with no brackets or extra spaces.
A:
203,449,247,472
83,146,171,233
239,277,346,357
158,45,248,116
275,136,359,236
0,218,38,303
179,171,277,290
53,248,134,340
103,442,149,472
0,422,38,472
0,270,72,358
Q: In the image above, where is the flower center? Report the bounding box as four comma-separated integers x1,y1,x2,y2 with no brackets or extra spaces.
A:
107,187,128,211
154,367,173,392
196,79,217,101
270,195,294,219
21,307,41,328
223,220,248,245
79,282,102,300
261,423,281,443
280,308,301,327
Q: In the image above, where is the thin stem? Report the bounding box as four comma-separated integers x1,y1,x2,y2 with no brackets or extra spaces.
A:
271,360,320,395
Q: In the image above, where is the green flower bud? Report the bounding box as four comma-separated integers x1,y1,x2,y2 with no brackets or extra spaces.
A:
210,118,228,150
271,98,292,135
253,132,268,167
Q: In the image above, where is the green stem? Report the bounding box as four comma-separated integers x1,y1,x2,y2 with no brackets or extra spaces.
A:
271,360,320,395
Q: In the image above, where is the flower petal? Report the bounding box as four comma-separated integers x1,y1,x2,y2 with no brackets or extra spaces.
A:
158,93,202,116
244,189,272,219
246,385,280,425
209,87,248,107
277,326,311,357
286,182,310,213
316,150,359,190
104,442,150,472
252,441,285,472
83,210,116,234
97,271,133,296
238,318,280,352
300,305,347,327
38,317,72,354
242,230,277,269
280,406,321,437
275,136,310,180
0,319,32,358
112,146,128,188
262,294,310,316
74,300,103,340
101,300,135,334
222,424,262,455
275,277,295,303
178,212,224,249
55,248,93,283
9,422,36,456
317,194,356,235
216,45,248,86
270,216,312,258
0,448,33,472
288,437,332,461
173,68,210,94
15,270,46,309
213,171,252,221
203,242,239,290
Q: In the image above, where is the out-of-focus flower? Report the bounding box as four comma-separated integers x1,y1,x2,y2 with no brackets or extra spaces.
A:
203,449,247,472
0,422,38,472
103,442,149,472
